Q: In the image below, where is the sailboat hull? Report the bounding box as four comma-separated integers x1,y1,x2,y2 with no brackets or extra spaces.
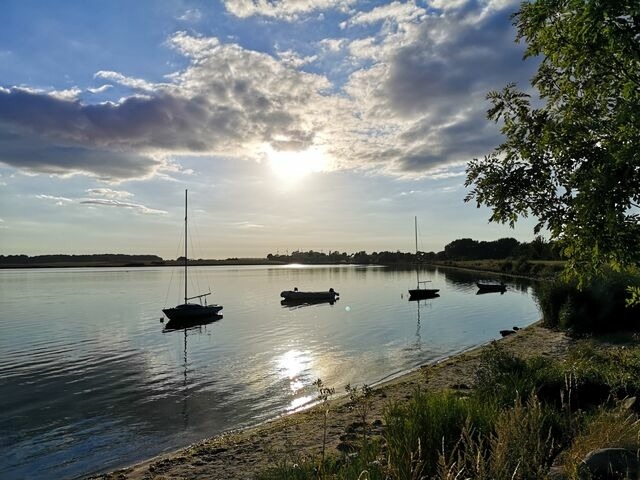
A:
163,303,223,323
408,288,440,300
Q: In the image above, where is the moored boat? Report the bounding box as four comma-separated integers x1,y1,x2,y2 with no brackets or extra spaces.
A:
162,190,223,324
280,287,339,302
408,217,440,300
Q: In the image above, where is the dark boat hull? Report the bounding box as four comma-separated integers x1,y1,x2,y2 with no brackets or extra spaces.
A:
280,290,338,301
163,303,223,322
408,288,440,300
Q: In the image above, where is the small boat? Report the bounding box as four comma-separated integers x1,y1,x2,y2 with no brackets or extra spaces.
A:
476,281,507,293
409,217,439,300
280,287,339,302
163,190,223,324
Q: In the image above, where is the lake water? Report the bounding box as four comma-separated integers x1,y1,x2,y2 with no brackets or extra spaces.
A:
0,265,540,479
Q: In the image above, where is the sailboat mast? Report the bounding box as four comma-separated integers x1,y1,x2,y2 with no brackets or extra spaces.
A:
415,216,419,287
184,189,188,304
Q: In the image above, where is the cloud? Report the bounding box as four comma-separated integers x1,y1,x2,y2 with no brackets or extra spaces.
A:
177,8,202,22
0,1,536,181
94,71,160,92
86,188,133,199
233,221,265,229
0,128,163,181
87,84,113,94
80,198,167,215
223,0,356,21
319,38,347,52
343,1,427,28
276,49,319,68
36,194,73,205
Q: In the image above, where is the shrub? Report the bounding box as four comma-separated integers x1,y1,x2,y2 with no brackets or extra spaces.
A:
474,342,563,407
534,271,640,333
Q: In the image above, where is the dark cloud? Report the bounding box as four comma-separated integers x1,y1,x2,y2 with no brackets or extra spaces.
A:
0,129,160,181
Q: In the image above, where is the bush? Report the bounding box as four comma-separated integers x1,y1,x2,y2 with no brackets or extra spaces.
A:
534,271,640,333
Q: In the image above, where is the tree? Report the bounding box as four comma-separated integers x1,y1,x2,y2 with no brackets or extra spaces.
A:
465,0,640,282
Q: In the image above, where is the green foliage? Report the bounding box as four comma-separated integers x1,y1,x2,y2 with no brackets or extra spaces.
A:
474,342,563,406
534,271,640,333
465,0,640,284
384,390,498,479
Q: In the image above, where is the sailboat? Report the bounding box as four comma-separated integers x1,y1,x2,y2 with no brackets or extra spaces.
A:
163,190,223,324
408,216,440,300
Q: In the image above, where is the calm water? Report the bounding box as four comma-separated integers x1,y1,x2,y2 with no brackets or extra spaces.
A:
0,265,540,479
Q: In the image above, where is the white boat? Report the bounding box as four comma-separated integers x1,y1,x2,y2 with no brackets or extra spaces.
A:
163,190,223,324
408,216,439,300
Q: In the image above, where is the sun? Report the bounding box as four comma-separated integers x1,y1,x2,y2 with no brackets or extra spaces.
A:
266,145,328,184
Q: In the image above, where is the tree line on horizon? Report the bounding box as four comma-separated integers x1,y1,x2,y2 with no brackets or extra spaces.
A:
0,254,164,266
266,236,559,265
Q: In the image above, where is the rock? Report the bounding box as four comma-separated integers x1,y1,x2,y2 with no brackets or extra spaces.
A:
500,329,516,337
578,448,640,479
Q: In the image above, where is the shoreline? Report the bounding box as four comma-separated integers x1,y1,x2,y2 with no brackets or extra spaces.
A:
90,321,570,480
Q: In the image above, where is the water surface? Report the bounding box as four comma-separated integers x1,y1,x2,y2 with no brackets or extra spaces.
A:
0,265,539,479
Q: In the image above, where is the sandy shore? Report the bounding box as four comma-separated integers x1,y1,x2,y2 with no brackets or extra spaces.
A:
90,322,571,480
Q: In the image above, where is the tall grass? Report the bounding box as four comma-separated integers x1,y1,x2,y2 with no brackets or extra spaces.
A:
384,390,498,478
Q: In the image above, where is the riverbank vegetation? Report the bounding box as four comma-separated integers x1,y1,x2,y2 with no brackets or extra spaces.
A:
259,339,640,480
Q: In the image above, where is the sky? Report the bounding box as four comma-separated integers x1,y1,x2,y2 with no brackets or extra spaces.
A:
0,0,542,259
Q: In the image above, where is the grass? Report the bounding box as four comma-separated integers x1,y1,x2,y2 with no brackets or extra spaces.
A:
259,340,640,480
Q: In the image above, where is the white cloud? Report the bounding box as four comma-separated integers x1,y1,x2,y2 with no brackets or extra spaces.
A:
345,1,427,27
319,38,347,52
36,194,73,205
50,87,82,101
223,0,357,20
86,188,134,200
177,8,202,22
80,198,167,215
234,221,265,229
94,71,160,92
276,49,319,68
87,84,113,94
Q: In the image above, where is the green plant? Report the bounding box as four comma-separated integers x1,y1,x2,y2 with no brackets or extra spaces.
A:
384,390,498,478
313,378,335,474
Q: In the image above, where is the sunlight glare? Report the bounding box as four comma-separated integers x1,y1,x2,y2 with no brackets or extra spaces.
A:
266,146,328,184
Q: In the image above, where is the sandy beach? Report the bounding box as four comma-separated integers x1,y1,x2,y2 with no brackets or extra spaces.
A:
90,322,570,480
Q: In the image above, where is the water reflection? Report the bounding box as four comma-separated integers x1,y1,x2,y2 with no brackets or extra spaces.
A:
280,298,339,308
274,349,315,411
162,314,223,332
162,315,223,428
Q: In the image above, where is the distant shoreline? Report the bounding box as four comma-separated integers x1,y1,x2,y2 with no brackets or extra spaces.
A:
0,259,285,269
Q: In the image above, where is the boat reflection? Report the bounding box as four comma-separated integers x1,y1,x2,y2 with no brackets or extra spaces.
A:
161,314,222,428
476,288,507,295
163,314,223,331
280,298,339,308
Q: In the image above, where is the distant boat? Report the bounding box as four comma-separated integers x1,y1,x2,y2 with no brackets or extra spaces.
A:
280,287,339,303
409,217,439,300
162,190,223,324
476,281,507,293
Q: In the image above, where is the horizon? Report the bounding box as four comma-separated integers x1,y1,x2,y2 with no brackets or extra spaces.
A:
1,1,541,257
